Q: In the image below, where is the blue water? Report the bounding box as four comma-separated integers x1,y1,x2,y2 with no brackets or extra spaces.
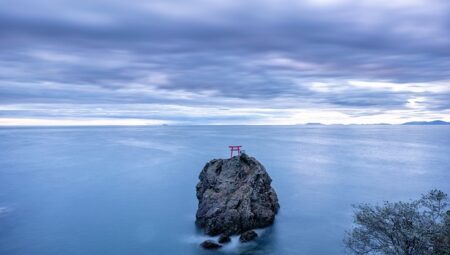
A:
0,126,449,255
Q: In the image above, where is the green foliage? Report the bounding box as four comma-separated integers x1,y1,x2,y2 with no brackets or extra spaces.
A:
344,190,450,255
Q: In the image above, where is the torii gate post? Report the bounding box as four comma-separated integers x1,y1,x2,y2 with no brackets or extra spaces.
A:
229,145,242,158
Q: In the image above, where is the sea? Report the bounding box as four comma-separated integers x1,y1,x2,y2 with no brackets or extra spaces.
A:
0,125,449,255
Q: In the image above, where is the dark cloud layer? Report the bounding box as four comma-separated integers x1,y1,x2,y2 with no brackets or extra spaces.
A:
0,0,449,124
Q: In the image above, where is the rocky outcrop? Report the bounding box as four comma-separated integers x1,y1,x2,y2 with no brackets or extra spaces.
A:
195,153,279,236
218,234,231,244
200,240,222,249
239,230,258,242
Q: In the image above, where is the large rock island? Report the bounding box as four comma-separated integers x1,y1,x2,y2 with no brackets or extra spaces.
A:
195,153,279,236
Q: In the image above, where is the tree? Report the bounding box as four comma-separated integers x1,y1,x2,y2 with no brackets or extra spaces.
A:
344,190,450,255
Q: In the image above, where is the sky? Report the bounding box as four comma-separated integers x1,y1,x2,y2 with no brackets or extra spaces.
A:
0,0,449,125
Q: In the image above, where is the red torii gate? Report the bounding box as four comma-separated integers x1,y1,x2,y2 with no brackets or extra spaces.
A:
229,145,242,158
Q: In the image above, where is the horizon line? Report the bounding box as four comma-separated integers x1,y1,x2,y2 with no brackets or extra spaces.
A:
0,118,449,127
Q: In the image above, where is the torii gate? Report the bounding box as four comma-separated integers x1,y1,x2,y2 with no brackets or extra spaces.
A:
229,145,242,158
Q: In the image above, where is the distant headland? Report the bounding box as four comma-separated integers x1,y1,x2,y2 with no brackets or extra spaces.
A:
402,120,450,125
294,120,450,126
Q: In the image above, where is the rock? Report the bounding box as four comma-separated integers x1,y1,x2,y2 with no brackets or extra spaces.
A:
196,153,279,235
239,230,258,242
200,240,222,249
218,234,231,244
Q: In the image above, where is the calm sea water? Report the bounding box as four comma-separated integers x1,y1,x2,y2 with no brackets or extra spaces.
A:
0,125,449,255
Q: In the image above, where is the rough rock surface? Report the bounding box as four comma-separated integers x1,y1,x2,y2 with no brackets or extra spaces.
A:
200,240,222,249
218,234,231,244
196,153,279,235
239,230,258,242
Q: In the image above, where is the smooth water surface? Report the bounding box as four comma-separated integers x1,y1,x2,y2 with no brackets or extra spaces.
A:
0,126,449,254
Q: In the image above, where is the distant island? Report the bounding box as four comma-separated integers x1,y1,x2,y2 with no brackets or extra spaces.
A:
295,121,450,125
402,120,450,125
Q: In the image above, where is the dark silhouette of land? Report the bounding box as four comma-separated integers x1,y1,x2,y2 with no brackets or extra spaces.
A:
402,120,450,125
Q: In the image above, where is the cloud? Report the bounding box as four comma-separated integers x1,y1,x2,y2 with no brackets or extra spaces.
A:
0,0,449,124
348,80,450,93
0,118,169,126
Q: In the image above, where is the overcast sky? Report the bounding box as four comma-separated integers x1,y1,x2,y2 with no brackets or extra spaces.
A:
0,0,449,125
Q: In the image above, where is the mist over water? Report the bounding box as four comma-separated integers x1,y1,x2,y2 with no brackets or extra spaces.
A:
0,126,449,255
